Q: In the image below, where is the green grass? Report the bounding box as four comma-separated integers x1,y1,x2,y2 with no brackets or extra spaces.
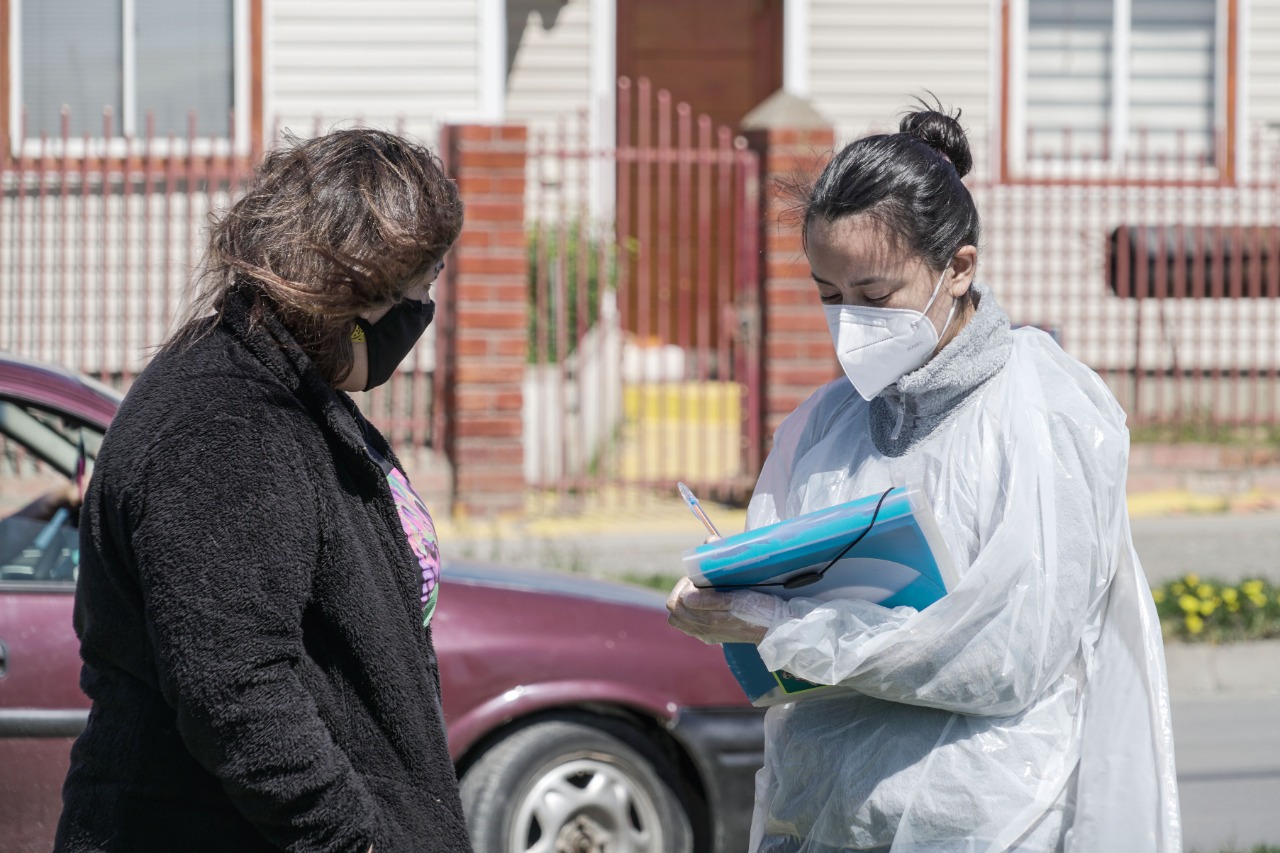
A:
1130,419,1280,449
618,572,682,593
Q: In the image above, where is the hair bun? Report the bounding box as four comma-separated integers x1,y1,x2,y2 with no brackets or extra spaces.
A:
899,104,973,179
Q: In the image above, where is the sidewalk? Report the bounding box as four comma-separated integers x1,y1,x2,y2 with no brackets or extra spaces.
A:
436,480,1280,701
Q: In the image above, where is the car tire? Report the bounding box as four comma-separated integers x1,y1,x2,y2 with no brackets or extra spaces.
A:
459,717,694,853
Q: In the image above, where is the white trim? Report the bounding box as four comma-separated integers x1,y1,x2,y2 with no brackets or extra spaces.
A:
262,0,275,146
122,0,136,136
1234,0,1248,180
987,0,1003,180
477,0,506,122
589,0,617,219
1008,0,1028,170
233,0,250,152
1214,0,1228,139
9,0,21,154
783,0,809,98
1110,0,1131,166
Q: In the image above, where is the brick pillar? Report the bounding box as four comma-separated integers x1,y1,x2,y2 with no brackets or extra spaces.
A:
439,124,528,519
741,93,839,448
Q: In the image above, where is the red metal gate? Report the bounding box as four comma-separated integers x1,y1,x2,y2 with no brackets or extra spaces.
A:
523,78,762,512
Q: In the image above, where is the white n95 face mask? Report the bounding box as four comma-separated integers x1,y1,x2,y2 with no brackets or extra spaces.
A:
823,266,959,401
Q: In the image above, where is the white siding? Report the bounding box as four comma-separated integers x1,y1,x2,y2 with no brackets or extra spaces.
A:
507,1,601,224
806,0,994,177
505,0,593,140
1248,0,1280,128
268,0,484,145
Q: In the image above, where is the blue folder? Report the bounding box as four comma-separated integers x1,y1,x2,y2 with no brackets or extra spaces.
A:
682,486,954,705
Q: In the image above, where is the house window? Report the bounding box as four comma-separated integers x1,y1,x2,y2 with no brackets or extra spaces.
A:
6,0,256,153
1006,0,1236,175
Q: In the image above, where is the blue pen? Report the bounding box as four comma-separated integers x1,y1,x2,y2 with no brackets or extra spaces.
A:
677,482,722,540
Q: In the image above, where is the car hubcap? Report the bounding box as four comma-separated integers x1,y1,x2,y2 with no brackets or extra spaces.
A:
509,755,663,853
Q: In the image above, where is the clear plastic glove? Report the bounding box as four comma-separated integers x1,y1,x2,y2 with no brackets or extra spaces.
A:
665,576,787,645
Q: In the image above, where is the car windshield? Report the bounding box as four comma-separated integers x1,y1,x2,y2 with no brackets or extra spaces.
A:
0,398,105,584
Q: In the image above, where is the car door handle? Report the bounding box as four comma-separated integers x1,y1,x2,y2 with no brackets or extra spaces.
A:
0,638,8,678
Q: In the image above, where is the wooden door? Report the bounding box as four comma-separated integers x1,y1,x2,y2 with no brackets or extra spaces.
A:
617,0,783,130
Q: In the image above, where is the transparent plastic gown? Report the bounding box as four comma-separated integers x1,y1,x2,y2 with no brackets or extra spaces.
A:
745,329,1181,852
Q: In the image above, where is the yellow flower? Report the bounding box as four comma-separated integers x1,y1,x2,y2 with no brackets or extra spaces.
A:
1152,588,1167,604
1179,594,1201,614
1196,583,1214,599
1248,593,1268,609
1172,583,1187,596
1185,573,1201,586
1222,588,1239,605
1198,598,1218,616
1242,580,1265,597
1185,614,1205,634
1227,601,1241,613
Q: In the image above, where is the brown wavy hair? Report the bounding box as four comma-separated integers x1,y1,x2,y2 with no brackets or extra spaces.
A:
175,128,463,383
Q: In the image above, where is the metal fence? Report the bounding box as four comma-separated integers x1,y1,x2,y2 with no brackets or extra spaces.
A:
522,80,762,511
0,109,437,452
3,107,1278,511
973,126,1280,426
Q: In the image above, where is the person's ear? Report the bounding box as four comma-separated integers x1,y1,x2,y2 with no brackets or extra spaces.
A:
947,245,978,297
334,331,369,392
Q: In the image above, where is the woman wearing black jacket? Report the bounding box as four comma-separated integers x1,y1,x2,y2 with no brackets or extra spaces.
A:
56,129,472,852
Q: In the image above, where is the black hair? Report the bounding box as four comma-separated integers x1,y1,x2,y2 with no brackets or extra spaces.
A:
802,98,979,272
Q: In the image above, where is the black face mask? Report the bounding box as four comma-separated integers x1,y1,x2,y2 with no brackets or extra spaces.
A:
352,298,436,391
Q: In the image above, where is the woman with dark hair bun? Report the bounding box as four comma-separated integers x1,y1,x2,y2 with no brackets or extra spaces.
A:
56,129,473,852
668,104,1179,851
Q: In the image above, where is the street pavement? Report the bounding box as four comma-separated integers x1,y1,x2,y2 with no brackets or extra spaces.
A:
1175,695,1280,851
1131,511,1280,585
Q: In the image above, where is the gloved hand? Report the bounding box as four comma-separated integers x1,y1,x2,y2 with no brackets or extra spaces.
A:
666,576,788,645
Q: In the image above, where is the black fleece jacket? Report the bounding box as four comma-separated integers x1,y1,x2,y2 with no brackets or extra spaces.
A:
55,293,473,853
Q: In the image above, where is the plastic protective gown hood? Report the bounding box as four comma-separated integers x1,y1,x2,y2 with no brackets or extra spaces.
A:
745,322,1180,852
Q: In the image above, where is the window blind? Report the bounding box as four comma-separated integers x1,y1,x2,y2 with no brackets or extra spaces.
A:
20,0,124,138
1129,0,1216,158
135,0,234,138
1023,0,1218,163
1025,0,1114,158
17,0,234,141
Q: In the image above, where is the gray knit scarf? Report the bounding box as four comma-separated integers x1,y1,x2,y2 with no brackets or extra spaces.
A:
868,283,1012,457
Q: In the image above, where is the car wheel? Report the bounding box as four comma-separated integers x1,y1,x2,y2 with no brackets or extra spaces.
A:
459,717,694,853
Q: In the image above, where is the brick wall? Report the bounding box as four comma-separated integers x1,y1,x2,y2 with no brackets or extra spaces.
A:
743,123,841,445
438,124,528,518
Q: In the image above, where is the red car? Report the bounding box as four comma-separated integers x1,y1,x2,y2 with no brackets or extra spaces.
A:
0,352,763,853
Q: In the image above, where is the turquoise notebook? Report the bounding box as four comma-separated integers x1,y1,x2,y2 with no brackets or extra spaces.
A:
682,486,955,706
